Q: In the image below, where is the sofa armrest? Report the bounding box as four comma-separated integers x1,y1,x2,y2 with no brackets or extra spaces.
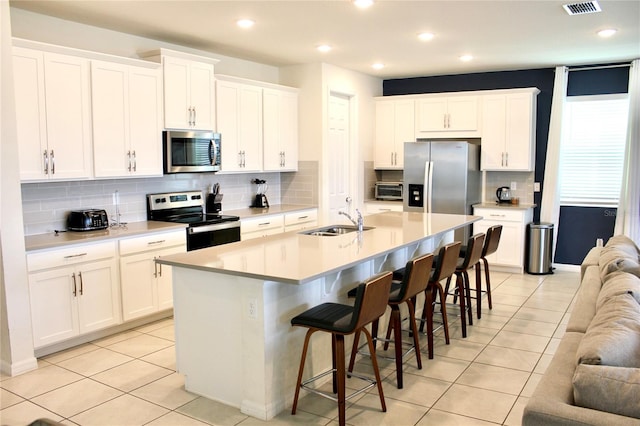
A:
580,246,602,280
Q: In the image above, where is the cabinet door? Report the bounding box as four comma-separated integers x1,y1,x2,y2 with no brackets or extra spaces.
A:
77,259,121,334
129,67,163,176
13,48,48,181
155,245,185,311
480,95,507,170
504,93,535,171
263,89,299,171
189,62,215,130
238,84,263,172
163,57,190,129
393,99,415,168
91,61,130,177
279,91,299,171
374,101,396,168
28,267,79,348
416,98,448,132
120,252,157,321
447,96,478,131
217,80,242,172
43,52,92,180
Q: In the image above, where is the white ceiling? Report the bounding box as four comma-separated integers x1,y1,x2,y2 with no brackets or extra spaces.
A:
9,0,640,79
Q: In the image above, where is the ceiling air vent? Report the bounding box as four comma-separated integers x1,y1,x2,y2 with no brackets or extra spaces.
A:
563,1,602,15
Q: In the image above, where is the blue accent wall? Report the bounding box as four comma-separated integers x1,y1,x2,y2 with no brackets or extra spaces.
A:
383,65,629,265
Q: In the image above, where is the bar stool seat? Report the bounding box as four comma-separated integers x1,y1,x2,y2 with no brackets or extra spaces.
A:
291,271,393,426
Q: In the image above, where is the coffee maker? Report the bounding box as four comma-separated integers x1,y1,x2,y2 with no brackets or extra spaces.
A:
251,179,270,208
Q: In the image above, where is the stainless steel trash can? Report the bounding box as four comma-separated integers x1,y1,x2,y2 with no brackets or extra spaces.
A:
527,222,554,275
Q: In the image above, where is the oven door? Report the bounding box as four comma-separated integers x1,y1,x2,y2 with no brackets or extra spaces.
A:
187,221,240,251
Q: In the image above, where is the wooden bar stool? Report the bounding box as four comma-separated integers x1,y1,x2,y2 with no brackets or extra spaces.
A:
444,233,485,338
476,225,502,318
290,271,392,426
418,241,461,359
348,253,434,389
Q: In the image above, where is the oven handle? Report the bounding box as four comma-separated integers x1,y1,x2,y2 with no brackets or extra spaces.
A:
188,221,240,234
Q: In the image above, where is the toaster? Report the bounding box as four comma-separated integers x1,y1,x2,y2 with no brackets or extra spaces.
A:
67,209,109,231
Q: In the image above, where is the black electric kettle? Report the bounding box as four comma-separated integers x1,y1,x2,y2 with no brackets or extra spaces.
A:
496,186,512,203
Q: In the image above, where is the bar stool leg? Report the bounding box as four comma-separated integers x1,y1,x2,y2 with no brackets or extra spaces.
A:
408,299,422,370
424,288,434,359
361,327,386,413
292,329,316,415
456,273,468,338
332,335,338,394
475,262,483,319
335,334,346,426
347,330,361,374
436,283,450,345
390,306,404,388
483,257,493,309
463,270,473,326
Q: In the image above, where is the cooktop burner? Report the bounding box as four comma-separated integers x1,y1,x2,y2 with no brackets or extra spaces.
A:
146,191,239,225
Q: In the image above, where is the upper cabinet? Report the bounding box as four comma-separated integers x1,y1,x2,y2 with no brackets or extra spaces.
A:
141,49,218,131
13,47,92,181
216,79,264,172
91,60,163,178
374,98,414,169
415,95,479,137
481,88,539,171
263,88,299,171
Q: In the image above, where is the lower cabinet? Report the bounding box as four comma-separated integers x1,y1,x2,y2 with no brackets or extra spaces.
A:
119,230,186,321
473,207,533,271
283,209,318,232
241,215,285,240
27,241,120,348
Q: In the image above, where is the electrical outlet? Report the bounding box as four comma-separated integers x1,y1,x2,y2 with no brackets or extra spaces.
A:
510,181,517,190
248,298,257,319
534,182,541,192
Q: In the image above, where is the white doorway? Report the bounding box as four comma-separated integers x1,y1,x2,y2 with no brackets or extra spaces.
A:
327,92,353,223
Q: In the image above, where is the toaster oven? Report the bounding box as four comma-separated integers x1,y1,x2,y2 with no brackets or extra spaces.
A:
67,209,109,231
375,182,403,201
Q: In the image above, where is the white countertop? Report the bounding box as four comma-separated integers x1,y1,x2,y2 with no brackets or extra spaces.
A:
157,211,480,284
25,221,187,251
473,202,536,210
224,204,317,219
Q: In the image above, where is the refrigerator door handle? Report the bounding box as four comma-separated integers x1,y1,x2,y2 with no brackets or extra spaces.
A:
427,161,434,213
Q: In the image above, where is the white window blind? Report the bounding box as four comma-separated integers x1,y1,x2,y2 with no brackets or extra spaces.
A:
559,95,629,207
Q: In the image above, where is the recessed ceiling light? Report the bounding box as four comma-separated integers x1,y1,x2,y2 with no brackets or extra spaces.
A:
317,44,332,53
354,0,374,9
418,32,435,41
236,19,255,29
459,54,474,62
372,63,385,70
597,28,617,38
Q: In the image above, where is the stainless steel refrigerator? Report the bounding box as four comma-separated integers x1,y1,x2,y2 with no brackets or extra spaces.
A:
403,140,481,242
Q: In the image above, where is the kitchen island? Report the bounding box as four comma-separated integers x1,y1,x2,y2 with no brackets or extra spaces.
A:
157,211,479,420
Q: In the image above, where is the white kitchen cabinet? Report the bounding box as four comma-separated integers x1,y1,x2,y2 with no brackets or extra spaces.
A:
481,88,539,171
119,230,186,321
26,241,120,348
364,201,403,216
283,209,318,232
416,95,479,136
216,79,263,172
473,206,533,272
145,52,216,130
263,88,299,171
374,98,415,169
13,47,92,181
91,60,163,178
241,214,285,240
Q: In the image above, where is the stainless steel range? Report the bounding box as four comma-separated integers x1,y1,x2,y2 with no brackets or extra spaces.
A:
147,191,240,251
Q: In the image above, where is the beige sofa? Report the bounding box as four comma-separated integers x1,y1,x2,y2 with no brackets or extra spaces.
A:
522,235,640,425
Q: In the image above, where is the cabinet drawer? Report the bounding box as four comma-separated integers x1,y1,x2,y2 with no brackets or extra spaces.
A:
27,241,116,272
241,215,284,234
474,208,524,223
119,230,186,255
284,209,317,226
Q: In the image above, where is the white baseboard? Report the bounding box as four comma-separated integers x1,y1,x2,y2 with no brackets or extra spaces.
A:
0,356,38,377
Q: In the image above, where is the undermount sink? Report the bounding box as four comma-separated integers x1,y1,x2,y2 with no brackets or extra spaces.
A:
300,225,374,236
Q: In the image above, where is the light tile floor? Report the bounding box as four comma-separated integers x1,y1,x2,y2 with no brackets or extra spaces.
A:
0,269,580,426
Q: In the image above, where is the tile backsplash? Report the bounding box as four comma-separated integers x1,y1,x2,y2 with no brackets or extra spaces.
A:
22,172,285,235
485,171,535,204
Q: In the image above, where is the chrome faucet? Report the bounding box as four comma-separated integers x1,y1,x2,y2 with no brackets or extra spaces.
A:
339,209,364,233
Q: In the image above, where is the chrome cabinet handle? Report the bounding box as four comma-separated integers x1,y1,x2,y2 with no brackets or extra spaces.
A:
192,107,196,126
132,150,137,172
127,151,132,171
50,150,55,174
43,150,49,174
153,256,158,278
64,253,88,259
147,240,166,246
72,272,77,297
78,271,83,296
505,152,508,167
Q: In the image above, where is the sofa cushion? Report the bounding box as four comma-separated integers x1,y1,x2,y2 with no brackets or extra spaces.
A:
576,292,640,367
597,271,640,310
599,247,640,282
605,235,640,254
581,246,603,280
573,364,640,419
566,266,601,333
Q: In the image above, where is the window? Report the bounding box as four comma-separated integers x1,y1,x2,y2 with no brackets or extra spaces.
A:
559,94,629,207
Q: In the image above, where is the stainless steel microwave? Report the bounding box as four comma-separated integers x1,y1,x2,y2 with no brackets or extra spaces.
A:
163,130,221,173
375,182,403,200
